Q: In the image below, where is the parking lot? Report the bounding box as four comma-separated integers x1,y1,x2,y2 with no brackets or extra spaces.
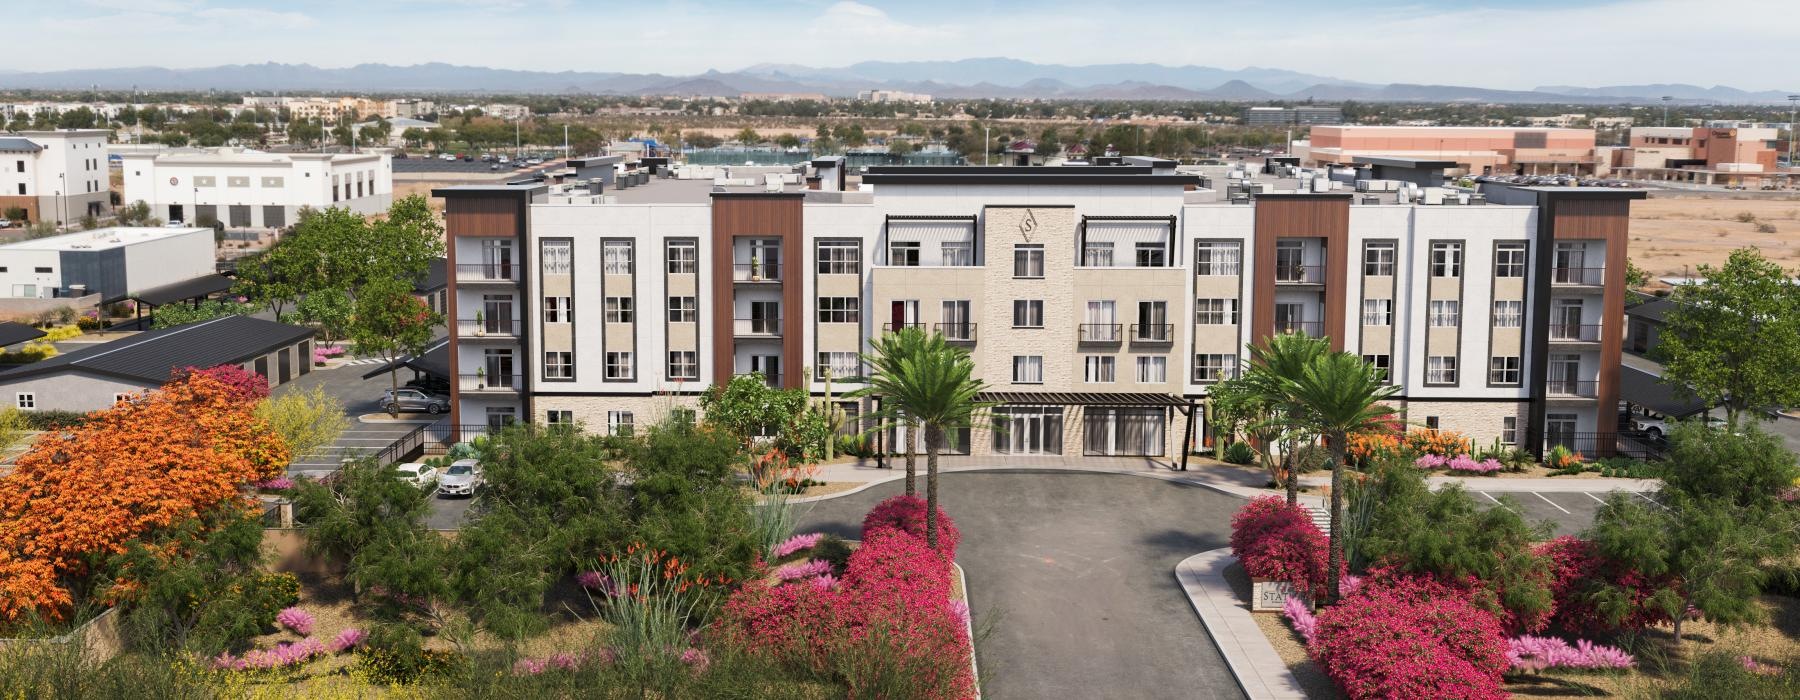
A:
1470,486,1663,536
393,156,564,176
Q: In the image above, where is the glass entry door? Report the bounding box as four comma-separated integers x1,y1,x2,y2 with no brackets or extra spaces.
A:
993,407,1063,455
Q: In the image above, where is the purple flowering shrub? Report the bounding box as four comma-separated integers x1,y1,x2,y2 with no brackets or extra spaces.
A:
274,606,314,635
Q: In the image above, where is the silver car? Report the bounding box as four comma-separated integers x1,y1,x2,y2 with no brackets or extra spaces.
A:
380,388,448,415
437,459,482,497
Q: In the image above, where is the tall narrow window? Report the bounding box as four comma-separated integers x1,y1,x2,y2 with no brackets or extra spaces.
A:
1495,242,1526,278
1084,356,1116,383
1013,244,1044,278
1363,241,1395,276
1195,241,1241,276
666,240,697,273
1361,299,1392,326
1430,242,1463,278
603,241,634,275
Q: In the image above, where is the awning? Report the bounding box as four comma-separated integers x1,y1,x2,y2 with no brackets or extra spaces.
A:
976,391,1192,409
1618,366,1708,418
0,322,46,348
360,338,449,380
112,273,237,306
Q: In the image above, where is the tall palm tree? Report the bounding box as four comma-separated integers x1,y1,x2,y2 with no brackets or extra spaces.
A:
855,328,929,496
1281,350,1399,604
853,327,992,549
1245,332,1329,505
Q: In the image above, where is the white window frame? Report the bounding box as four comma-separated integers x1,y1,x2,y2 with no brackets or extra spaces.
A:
816,352,860,381
668,296,697,323
817,240,860,275
1489,356,1521,385
1361,299,1392,326
544,296,571,323
817,297,860,324
1429,300,1460,327
668,351,698,380
1195,298,1239,325
1012,355,1044,384
1492,300,1523,328
1195,241,1241,276
1013,244,1044,278
546,410,574,425
1430,242,1463,278
1363,241,1395,276
1084,356,1116,383
544,351,574,379
605,351,634,380
941,241,974,266
1082,241,1115,267
1495,242,1527,278
1427,356,1458,385
888,241,921,266
541,240,572,275
1501,416,1518,445
14,393,33,410
1361,354,1391,382
603,240,634,275
605,297,634,323
1012,300,1044,328
1136,356,1168,383
607,410,635,436
1193,354,1236,383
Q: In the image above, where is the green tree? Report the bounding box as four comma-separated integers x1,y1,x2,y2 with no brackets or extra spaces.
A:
1657,248,1800,423
1243,332,1330,504
775,133,802,149
352,279,441,416
150,298,257,329
854,327,991,550
253,386,347,461
734,127,761,145
292,457,450,631
287,119,323,147
851,329,929,496
400,127,427,148
296,286,354,346
699,374,807,449
107,506,297,654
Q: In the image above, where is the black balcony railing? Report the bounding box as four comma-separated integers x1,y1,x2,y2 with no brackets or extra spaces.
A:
881,321,927,333
1274,321,1323,337
455,263,519,281
1079,323,1124,343
1551,267,1605,286
457,318,521,337
734,371,781,387
734,318,783,336
1547,323,1603,342
935,322,977,341
1545,432,1666,461
1546,379,1598,397
1275,265,1324,284
1131,323,1174,342
460,373,522,391
732,262,782,282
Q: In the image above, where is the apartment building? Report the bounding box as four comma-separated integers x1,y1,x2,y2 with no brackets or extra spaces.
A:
121,148,392,229
0,129,111,224
1243,106,1343,127
437,159,1641,460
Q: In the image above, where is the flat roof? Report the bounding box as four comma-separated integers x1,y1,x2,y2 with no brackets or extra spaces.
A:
0,315,314,386
115,273,237,307
124,150,380,165
1354,156,1460,170
0,322,46,348
0,226,208,253
1619,366,1708,418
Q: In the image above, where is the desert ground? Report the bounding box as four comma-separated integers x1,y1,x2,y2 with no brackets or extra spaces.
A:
1630,193,1800,281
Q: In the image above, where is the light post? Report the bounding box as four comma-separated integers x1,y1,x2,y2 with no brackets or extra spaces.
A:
56,173,65,230
1788,95,1798,172
1661,96,1672,127
563,123,570,160
983,124,990,167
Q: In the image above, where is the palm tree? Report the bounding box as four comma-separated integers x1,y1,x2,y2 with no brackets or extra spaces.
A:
853,327,992,549
1280,351,1399,604
854,328,929,497
1244,332,1329,505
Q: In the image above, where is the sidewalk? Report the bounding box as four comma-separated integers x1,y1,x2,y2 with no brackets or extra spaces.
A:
803,455,1325,508
1176,549,1309,700
1297,473,1658,493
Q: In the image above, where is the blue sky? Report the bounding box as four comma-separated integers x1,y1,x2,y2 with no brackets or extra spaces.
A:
12,0,1795,90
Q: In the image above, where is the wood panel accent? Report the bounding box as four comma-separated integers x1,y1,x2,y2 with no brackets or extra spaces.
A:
445,196,526,237
710,194,805,389
1553,198,1629,455
1251,196,1350,351
1547,198,1629,240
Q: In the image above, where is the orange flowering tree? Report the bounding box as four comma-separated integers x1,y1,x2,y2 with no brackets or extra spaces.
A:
0,371,289,623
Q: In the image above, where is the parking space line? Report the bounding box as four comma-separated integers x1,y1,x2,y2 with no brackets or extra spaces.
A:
1532,492,1571,514
1585,492,1607,504
1635,492,1668,510
1478,492,1519,512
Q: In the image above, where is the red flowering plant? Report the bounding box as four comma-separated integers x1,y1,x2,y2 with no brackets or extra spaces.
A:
1310,574,1510,700
1535,535,1675,632
177,364,271,401
862,494,962,559
1229,496,1335,598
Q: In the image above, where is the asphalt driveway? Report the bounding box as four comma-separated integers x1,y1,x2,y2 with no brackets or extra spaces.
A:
796,470,1248,700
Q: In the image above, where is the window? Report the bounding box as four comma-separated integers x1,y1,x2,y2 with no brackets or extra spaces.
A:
668,351,698,380
1195,241,1241,276
604,297,634,323
1195,298,1239,325
1424,416,1441,430
1492,300,1523,328
889,241,920,266
817,240,860,274
544,351,574,379
1364,242,1396,276
15,393,35,410
1193,354,1236,383
114,393,132,404
1429,300,1460,327
668,297,697,323
1489,356,1521,385
604,352,635,380
1361,299,1392,326
603,241,633,274
1084,356,1116,383
541,240,572,274
607,411,635,436
941,241,973,266
1012,300,1044,328
1082,241,1114,267
1361,354,1391,381
1501,416,1518,446
817,297,860,323
817,352,860,380
1135,242,1167,268
1137,356,1168,383
227,176,250,188
546,410,573,426
1012,356,1044,384
1495,243,1527,278
195,176,216,187
666,239,697,273
544,296,571,323
1013,244,1044,278
1427,356,1458,384
261,176,284,188
1430,242,1463,277
34,267,51,274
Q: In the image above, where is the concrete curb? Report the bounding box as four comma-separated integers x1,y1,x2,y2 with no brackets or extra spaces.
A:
952,561,982,700
789,464,1272,504
1175,549,1309,700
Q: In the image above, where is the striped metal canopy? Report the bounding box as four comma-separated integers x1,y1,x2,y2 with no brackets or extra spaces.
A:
974,391,1191,408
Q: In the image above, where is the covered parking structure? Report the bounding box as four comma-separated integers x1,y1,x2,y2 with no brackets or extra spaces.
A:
873,391,1199,470
110,273,238,329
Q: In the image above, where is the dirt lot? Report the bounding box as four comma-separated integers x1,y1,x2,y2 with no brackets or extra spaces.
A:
1631,194,1800,281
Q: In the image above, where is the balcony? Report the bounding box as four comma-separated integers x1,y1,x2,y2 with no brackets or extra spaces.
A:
734,317,783,337
455,263,520,283
881,321,927,333
1551,267,1605,287
734,371,781,388
1275,265,1324,285
460,373,522,393
1547,323,1603,343
732,263,782,283
1130,323,1174,343
1079,323,1123,344
1274,321,1323,337
935,322,977,342
1546,379,1598,398
456,318,521,339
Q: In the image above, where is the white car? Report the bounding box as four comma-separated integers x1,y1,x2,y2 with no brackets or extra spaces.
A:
437,459,483,497
393,462,439,489
0,218,10,228
1633,413,1727,440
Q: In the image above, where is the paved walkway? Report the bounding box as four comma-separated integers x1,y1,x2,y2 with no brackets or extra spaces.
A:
1177,549,1308,700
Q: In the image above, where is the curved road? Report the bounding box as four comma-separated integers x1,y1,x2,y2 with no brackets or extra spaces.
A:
796,470,1247,700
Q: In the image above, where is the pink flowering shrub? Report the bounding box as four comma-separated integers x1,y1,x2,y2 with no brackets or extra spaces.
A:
1282,595,1318,644
775,559,833,581
1507,635,1634,671
212,637,328,671
274,606,314,636
1446,454,1504,474
252,476,296,491
1310,575,1510,700
1414,453,1448,469
179,364,270,401
327,627,367,654
1228,496,1335,598
772,533,823,560
810,573,839,592
680,647,711,672
862,495,962,557
1536,536,1673,632
575,570,614,594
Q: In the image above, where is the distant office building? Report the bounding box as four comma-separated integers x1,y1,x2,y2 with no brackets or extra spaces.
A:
0,129,111,225
1612,125,1787,188
857,90,933,104
1243,106,1343,127
121,148,392,229
1293,126,1599,176
390,99,436,119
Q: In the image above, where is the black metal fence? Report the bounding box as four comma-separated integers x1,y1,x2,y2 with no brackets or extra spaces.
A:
1546,431,1666,460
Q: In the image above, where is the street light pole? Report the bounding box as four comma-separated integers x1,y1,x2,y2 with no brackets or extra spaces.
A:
563,124,570,160
983,124,990,167
1661,96,1672,127
1788,95,1798,172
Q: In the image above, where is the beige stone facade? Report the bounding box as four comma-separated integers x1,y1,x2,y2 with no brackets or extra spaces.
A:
1397,399,1527,448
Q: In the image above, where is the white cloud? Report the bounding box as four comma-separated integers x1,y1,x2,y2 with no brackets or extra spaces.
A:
807,1,957,40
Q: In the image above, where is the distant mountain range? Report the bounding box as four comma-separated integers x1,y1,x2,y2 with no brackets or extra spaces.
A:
0,59,1793,104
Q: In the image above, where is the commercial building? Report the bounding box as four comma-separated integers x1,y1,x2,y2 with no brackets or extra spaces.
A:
1243,106,1343,127
0,129,111,225
1610,126,1789,188
435,158,1641,460
1293,126,1601,176
0,226,213,301
0,315,315,414
857,90,933,104
121,148,392,229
